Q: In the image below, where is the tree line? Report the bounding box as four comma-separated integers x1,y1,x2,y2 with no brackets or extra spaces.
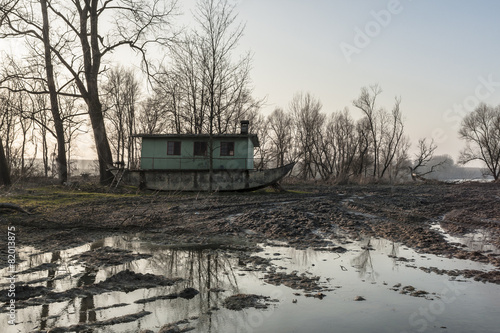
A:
1,0,499,186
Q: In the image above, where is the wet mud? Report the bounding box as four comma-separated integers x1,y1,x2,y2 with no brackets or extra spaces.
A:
1,182,500,332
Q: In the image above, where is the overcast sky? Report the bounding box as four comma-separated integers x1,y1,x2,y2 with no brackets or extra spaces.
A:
183,0,500,163
3,1,499,164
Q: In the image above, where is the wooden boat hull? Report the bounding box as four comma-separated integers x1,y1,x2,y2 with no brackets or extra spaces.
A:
114,163,294,192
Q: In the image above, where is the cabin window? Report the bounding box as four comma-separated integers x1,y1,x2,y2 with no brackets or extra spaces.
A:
194,142,208,156
167,141,181,155
220,142,234,156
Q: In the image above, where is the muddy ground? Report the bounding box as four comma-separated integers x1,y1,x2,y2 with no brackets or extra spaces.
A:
2,181,499,276
1,181,500,332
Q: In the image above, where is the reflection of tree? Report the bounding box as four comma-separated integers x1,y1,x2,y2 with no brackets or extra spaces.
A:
389,242,398,258
24,236,246,332
351,238,376,281
127,246,241,332
77,267,97,323
40,251,60,330
77,240,102,324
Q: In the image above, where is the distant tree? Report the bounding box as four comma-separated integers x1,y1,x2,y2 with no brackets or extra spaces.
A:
290,92,325,180
250,112,270,170
325,108,359,181
137,97,170,135
268,108,294,168
31,93,52,177
151,69,185,134
103,67,140,168
409,138,450,180
353,84,406,179
60,94,88,177
353,117,372,177
459,103,500,181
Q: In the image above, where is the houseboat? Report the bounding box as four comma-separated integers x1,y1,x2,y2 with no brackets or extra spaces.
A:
111,121,294,191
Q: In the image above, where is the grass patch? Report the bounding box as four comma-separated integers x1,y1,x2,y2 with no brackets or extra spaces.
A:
286,189,314,194
0,185,140,213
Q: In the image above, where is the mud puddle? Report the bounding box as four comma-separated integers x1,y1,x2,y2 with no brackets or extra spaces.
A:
2,233,500,333
431,222,500,255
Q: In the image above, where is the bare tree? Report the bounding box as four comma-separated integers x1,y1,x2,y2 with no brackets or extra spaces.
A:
390,135,410,182
459,103,500,181
353,117,372,178
59,94,88,177
250,112,270,170
194,0,256,190
0,92,11,186
137,97,170,135
162,35,207,134
1,0,178,183
32,93,52,177
193,0,253,135
378,98,405,178
0,136,10,186
408,138,448,180
326,108,359,181
268,108,294,168
0,0,71,183
0,89,17,171
0,83,37,178
290,92,324,180
353,85,407,179
353,85,382,178
40,0,67,183
103,67,140,168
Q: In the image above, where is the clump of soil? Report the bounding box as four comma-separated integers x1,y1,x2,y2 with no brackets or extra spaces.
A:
135,287,200,304
223,293,275,310
419,266,500,284
96,269,182,292
71,246,152,267
263,271,328,293
389,284,434,299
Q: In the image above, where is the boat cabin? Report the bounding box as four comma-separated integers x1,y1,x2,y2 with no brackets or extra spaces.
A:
134,121,260,171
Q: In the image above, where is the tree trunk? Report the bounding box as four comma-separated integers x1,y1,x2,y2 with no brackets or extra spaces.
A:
41,0,68,184
88,97,114,184
0,137,11,186
85,1,114,184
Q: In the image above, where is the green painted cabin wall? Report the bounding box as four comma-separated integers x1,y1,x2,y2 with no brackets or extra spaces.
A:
140,137,255,170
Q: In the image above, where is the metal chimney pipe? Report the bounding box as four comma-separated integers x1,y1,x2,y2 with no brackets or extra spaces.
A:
240,120,249,134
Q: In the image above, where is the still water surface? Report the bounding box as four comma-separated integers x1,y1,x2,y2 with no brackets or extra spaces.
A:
2,232,499,333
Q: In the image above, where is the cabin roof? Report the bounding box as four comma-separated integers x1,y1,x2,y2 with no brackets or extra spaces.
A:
133,133,260,147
